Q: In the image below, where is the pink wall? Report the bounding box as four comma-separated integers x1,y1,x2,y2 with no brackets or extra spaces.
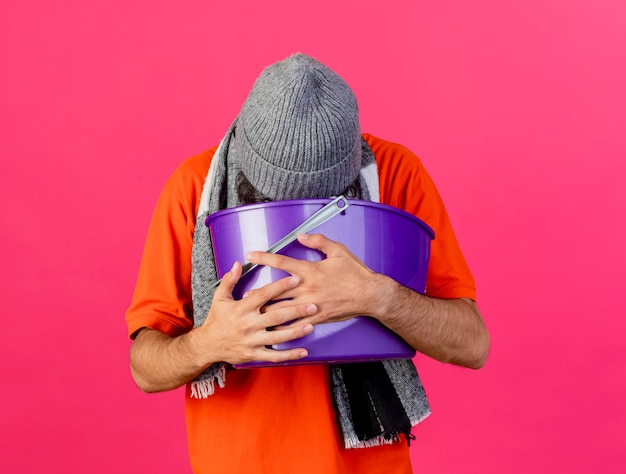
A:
1,1,625,472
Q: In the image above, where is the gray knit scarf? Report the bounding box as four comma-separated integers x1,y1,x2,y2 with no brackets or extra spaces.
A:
190,121,431,449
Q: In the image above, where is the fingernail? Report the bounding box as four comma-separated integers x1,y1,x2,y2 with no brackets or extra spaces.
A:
298,232,309,240
298,350,308,358
303,324,314,334
305,304,317,315
288,276,300,285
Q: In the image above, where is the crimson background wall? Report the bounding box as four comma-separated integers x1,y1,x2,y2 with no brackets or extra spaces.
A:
1,1,625,472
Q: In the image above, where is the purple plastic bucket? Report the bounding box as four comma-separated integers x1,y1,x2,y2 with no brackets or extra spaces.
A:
205,198,434,367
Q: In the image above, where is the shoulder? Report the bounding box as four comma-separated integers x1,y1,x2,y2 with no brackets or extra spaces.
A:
363,133,419,160
363,133,426,185
161,146,219,215
164,146,218,192
362,133,429,206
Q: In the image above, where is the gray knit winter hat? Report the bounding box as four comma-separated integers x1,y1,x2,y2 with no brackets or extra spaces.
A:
234,53,362,201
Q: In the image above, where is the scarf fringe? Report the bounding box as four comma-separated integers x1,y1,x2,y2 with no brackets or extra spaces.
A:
190,365,226,399
344,409,433,449
345,434,396,449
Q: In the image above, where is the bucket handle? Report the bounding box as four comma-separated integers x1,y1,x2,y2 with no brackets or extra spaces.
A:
211,195,350,289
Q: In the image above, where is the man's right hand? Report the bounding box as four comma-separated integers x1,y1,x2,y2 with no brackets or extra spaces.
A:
192,261,317,366
129,261,317,393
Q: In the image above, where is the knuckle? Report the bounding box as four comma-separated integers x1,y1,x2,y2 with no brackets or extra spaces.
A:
334,240,348,252
292,306,305,319
250,286,275,305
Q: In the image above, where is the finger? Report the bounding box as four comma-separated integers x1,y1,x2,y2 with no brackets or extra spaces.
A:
245,250,306,275
262,302,318,328
264,320,314,343
235,308,315,364
296,233,344,257
259,298,295,314
214,261,242,298
256,347,310,363
298,234,352,257
299,233,364,267
242,274,302,308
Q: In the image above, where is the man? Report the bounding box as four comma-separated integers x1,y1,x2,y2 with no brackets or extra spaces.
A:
126,53,489,473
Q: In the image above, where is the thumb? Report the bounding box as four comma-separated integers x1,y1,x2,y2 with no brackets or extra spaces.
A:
214,261,242,298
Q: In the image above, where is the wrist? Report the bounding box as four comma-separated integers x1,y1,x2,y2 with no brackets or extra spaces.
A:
368,273,399,324
180,327,211,373
372,274,429,327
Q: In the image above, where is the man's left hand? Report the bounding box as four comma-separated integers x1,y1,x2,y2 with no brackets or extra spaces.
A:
244,233,384,325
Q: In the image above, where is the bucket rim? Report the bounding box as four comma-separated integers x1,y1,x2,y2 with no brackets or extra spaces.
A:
204,197,435,239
